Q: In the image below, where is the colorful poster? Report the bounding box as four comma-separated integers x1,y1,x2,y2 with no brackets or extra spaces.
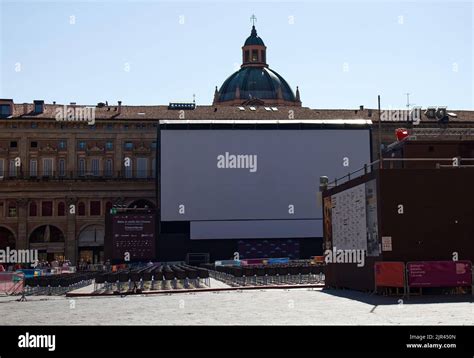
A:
407,261,472,287
331,183,367,251
365,179,380,256
323,196,332,250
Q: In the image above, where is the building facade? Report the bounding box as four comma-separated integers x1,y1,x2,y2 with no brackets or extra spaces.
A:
0,101,157,264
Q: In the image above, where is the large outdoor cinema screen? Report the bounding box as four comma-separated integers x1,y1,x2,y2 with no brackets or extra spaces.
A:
160,126,371,239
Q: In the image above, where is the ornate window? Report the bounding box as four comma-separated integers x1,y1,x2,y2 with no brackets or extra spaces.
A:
105,159,113,177
78,158,86,176
29,159,37,177
29,201,38,217
252,50,258,62
58,202,66,216
78,202,86,216
58,159,66,177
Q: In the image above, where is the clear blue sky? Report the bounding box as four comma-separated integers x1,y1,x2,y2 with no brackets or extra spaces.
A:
1,0,473,109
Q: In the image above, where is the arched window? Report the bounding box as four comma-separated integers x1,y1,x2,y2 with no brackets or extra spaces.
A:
251,49,258,62
58,202,66,216
29,225,65,243
78,202,86,216
29,202,38,217
0,226,16,250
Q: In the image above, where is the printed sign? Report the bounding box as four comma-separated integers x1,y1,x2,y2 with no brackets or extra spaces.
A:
407,260,472,287
381,237,392,252
110,214,156,262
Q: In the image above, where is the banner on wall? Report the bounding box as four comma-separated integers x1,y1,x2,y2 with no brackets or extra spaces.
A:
374,262,405,288
407,260,472,288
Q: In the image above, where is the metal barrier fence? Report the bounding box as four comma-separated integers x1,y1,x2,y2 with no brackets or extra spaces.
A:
0,272,25,295
326,157,474,188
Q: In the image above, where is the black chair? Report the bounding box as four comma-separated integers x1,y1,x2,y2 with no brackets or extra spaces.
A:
153,266,164,281
265,266,276,276
163,266,175,281
143,269,153,282
242,267,255,286
197,268,210,287
197,268,209,279
95,273,106,284
232,267,243,277
173,267,186,280
151,266,163,290
130,270,141,283
243,267,254,277
300,266,311,275
288,266,299,275
118,271,130,282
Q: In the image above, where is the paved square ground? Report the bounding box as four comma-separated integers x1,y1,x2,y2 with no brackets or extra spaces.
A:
0,288,472,325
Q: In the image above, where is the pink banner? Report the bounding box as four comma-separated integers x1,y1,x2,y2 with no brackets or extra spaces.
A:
407,261,472,288
240,258,265,266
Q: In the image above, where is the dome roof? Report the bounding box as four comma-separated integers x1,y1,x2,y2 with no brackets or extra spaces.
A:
213,23,301,106
218,66,296,102
244,25,265,46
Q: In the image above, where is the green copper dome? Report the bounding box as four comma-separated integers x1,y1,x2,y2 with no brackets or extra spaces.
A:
218,66,296,102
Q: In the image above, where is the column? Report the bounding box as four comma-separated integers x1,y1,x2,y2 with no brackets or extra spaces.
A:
65,196,77,263
16,198,28,250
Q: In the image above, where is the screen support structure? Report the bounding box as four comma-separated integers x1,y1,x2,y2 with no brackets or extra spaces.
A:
156,124,161,249
378,95,382,167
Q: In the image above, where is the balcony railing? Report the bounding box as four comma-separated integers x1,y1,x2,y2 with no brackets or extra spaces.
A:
325,157,474,188
0,170,156,181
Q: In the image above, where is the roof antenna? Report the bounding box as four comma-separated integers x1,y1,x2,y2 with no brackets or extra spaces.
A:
405,93,414,109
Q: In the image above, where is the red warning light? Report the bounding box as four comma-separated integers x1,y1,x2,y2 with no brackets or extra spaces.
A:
395,128,409,141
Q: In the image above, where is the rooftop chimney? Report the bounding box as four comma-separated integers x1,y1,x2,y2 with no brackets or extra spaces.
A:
118,101,122,114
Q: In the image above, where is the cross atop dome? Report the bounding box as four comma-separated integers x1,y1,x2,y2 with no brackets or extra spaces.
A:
250,14,257,26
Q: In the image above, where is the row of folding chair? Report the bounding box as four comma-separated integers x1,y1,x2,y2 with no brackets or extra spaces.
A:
211,264,325,287
24,272,97,295
93,264,211,292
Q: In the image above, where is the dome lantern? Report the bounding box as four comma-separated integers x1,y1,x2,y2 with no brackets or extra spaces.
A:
242,24,267,67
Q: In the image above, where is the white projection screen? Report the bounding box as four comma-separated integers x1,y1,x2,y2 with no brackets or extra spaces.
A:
160,125,372,240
